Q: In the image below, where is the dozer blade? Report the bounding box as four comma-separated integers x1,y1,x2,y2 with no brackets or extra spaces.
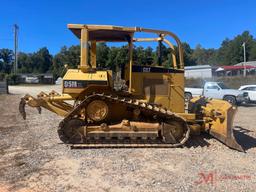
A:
203,99,244,152
189,97,244,152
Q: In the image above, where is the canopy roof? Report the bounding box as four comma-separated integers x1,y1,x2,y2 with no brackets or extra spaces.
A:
68,24,138,42
216,65,256,71
67,24,185,69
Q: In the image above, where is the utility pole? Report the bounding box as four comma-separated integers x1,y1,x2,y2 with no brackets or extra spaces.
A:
242,42,246,77
13,24,19,74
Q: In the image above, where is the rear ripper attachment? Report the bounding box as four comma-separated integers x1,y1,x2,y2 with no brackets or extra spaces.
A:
19,91,73,120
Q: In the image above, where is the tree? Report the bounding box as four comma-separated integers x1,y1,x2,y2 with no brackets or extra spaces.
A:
133,46,154,66
191,44,217,65
0,49,14,73
18,52,33,73
17,47,53,74
249,42,256,61
3,30,256,77
33,47,52,73
107,46,128,71
0,59,3,72
154,43,170,65
191,44,206,65
182,42,196,66
217,31,256,65
52,45,80,78
96,43,109,68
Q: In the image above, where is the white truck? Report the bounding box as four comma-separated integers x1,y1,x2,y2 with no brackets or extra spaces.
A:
185,82,249,105
25,76,39,84
239,85,256,103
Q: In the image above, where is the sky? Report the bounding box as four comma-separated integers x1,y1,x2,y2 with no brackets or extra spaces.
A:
0,0,256,55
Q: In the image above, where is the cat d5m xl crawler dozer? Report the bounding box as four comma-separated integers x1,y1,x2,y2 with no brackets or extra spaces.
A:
19,24,243,151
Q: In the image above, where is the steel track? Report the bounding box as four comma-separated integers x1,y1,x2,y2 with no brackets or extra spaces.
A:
58,93,190,147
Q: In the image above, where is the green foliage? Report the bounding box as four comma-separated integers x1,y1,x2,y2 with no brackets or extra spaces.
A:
249,43,256,61
33,47,53,73
0,48,14,74
52,45,80,78
43,30,256,78
95,44,154,72
134,46,154,66
18,47,52,74
182,42,196,66
0,72,6,81
1,30,256,78
6,73,19,85
191,44,218,65
217,31,256,65
96,43,109,68
106,46,129,71
18,52,33,73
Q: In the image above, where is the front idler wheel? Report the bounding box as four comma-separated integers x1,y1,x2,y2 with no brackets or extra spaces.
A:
162,121,189,145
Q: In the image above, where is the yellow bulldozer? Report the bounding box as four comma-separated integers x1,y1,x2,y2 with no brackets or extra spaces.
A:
19,24,243,151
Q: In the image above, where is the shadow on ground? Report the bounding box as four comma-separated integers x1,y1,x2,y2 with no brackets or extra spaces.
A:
239,103,256,107
185,133,211,148
233,126,256,151
185,126,256,152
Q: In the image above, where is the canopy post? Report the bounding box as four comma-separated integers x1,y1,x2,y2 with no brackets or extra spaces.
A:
90,41,97,68
128,34,134,93
80,28,89,72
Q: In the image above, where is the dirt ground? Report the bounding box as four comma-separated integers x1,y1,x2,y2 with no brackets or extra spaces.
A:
0,85,255,192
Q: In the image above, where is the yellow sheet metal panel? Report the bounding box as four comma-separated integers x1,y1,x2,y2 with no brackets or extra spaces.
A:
177,113,196,122
62,69,109,94
63,69,108,81
168,73,184,113
126,65,185,113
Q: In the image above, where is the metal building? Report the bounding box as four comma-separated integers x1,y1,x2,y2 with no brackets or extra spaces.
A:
184,65,212,79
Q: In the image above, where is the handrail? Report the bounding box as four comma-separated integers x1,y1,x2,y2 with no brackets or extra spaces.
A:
138,28,184,69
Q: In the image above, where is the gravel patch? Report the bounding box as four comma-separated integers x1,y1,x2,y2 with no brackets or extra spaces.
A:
0,85,255,191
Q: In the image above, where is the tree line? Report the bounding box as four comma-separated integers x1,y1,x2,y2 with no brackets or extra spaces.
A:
0,30,256,79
